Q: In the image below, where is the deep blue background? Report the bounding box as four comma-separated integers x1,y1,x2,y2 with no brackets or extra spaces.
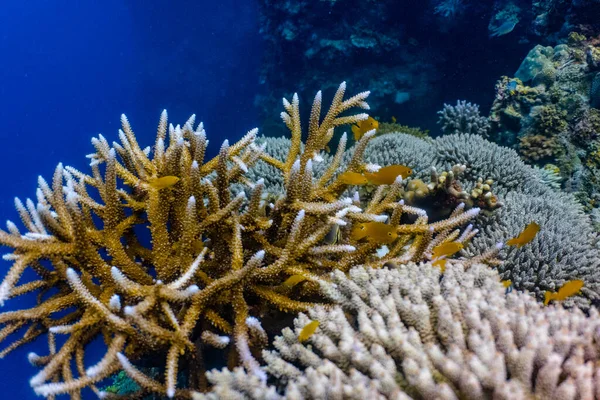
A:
0,0,534,398
0,1,261,398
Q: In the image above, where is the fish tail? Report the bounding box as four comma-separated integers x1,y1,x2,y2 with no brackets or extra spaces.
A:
543,291,553,306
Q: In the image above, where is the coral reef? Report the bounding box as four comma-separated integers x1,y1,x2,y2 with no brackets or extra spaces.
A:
518,134,561,162
487,38,600,214
437,100,490,136
255,0,441,134
530,0,600,42
534,164,563,189
248,130,600,306
200,262,600,399
330,132,600,307
0,84,493,398
403,165,501,219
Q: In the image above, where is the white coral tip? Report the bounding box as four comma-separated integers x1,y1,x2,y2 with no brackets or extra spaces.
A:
123,306,135,316
27,352,40,365
109,294,121,312
185,285,200,294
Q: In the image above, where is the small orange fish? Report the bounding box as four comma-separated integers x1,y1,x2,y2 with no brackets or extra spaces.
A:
391,116,397,123
298,320,320,342
502,280,512,288
364,165,413,185
544,280,584,306
432,258,448,272
351,222,398,244
338,171,369,185
431,242,463,273
352,116,379,141
506,222,540,248
282,275,307,288
432,242,463,260
147,176,180,190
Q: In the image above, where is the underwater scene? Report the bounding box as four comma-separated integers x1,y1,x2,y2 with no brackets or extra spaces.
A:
2,0,600,398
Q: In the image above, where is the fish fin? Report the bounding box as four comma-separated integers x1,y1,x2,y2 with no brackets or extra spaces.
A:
543,291,553,306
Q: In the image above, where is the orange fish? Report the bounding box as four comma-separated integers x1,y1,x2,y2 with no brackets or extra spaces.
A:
338,171,369,185
432,258,448,272
432,242,463,260
147,176,180,190
431,242,463,273
506,222,540,248
351,222,398,244
502,280,512,288
364,165,413,185
298,320,320,342
352,116,379,141
544,280,584,306
282,275,307,288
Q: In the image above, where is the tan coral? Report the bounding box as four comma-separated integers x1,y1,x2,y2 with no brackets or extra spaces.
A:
0,83,493,398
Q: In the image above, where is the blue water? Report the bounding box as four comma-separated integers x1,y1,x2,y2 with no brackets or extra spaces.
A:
0,1,261,398
0,0,542,397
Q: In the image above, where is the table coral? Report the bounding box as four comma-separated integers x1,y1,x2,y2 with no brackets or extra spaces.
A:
199,262,600,399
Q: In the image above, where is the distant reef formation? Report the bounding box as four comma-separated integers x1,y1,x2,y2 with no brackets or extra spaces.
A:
256,0,440,135
480,33,600,226
255,0,600,136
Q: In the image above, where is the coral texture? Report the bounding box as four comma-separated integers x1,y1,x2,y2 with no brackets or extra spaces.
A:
0,84,492,398
488,38,600,214
200,263,600,399
437,100,490,136
317,132,600,307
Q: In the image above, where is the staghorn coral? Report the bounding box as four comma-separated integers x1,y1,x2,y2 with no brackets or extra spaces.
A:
199,262,600,399
437,100,490,136
345,133,436,180
0,83,489,398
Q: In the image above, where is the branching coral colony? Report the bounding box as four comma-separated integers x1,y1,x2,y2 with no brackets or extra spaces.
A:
0,83,495,398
